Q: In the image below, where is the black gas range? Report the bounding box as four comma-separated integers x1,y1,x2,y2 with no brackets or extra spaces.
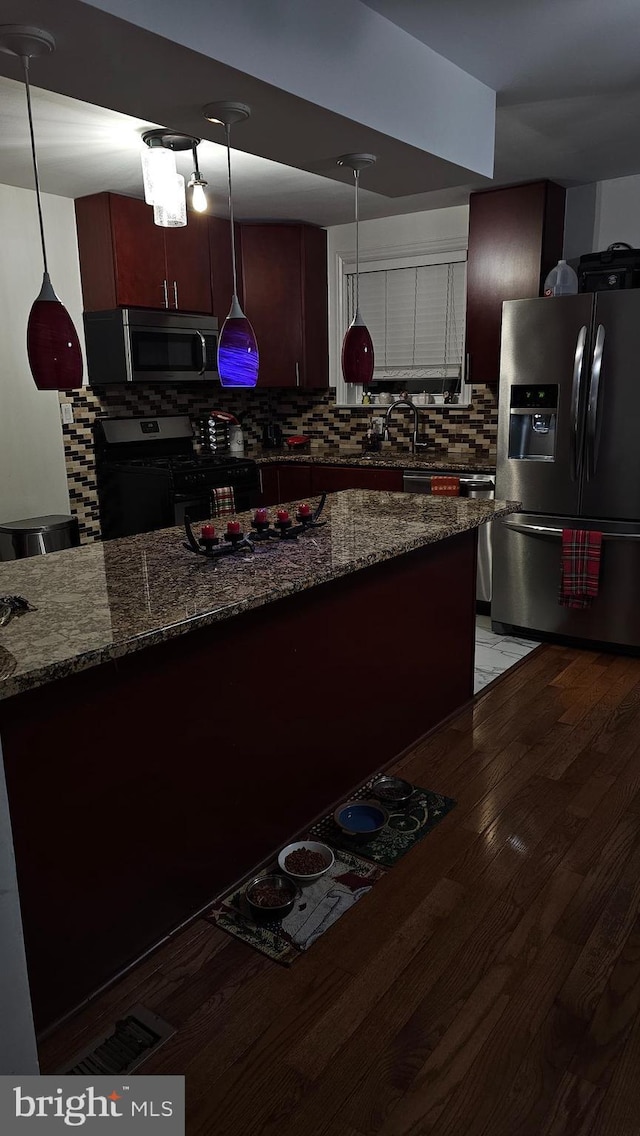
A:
95,415,260,539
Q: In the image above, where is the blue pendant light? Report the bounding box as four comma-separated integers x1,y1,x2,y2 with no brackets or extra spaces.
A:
202,101,259,388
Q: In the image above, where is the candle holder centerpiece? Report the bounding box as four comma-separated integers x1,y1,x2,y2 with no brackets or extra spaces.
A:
183,494,327,558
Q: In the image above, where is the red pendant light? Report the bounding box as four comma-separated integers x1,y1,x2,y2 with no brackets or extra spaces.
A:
337,153,377,385
27,272,83,391
0,24,83,390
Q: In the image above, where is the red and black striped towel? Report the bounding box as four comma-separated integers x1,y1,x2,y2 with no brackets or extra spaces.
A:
559,529,602,609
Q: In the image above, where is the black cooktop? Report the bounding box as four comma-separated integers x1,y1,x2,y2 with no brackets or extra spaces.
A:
111,454,252,471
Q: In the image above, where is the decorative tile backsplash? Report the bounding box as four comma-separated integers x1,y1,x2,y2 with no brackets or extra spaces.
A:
59,385,497,542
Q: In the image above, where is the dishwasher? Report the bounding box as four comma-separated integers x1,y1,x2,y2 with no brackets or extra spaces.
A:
403,470,495,605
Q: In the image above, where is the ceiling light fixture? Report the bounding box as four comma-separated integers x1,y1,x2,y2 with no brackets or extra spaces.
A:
188,142,208,213
0,24,83,391
337,153,376,385
141,130,203,227
202,101,258,389
153,174,187,229
140,134,177,207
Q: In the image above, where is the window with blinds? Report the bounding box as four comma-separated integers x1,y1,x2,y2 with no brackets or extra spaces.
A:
345,258,466,380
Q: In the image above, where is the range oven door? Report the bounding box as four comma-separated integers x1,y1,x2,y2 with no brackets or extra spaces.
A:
129,325,218,382
173,483,257,527
172,496,213,527
492,512,640,647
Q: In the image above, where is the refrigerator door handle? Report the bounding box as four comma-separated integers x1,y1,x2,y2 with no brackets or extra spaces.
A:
586,323,605,480
502,519,640,541
570,325,587,481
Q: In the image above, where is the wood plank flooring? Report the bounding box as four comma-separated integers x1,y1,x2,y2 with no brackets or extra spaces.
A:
39,643,640,1136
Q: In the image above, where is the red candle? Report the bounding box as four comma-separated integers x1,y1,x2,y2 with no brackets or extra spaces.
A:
277,509,289,523
227,520,241,535
297,503,311,518
254,508,268,524
201,524,215,540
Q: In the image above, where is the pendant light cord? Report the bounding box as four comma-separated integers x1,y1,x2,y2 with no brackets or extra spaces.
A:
225,124,238,298
354,168,360,312
22,55,48,274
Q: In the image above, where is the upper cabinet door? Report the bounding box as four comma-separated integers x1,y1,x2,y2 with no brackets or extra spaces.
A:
300,225,329,389
75,192,214,315
164,211,213,315
240,224,304,388
465,181,565,388
236,223,328,389
109,194,168,310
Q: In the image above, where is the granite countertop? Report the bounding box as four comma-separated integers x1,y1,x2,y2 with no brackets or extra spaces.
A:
249,444,496,473
0,491,518,701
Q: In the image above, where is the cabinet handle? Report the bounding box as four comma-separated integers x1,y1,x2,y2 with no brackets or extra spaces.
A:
295,361,300,387
162,279,168,308
173,281,179,309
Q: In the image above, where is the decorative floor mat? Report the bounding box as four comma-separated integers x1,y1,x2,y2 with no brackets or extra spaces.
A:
310,782,456,867
205,847,385,964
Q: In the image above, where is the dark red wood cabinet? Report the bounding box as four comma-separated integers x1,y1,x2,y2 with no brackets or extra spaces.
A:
259,463,404,504
465,180,566,387
239,223,329,389
0,530,475,1030
75,191,213,314
311,465,404,494
259,463,313,506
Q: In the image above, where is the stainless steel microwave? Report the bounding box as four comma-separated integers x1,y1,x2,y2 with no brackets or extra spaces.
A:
83,308,219,385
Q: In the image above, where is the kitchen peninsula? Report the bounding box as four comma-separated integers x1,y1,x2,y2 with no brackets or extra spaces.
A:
0,490,516,1032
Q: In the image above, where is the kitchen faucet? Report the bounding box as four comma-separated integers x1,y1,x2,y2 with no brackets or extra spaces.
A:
383,398,423,453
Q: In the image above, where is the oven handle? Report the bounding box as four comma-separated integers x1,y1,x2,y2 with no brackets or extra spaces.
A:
502,519,640,542
195,330,207,375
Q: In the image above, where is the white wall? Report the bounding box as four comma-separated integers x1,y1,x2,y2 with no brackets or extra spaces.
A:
593,175,640,250
0,183,85,524
327,204,469,392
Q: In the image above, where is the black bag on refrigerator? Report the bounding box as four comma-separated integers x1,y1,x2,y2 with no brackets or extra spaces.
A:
578,242,640,292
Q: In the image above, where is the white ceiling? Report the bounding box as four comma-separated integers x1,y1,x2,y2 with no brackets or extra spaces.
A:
364,0,640,186
0,75,396,226
0,0,639,225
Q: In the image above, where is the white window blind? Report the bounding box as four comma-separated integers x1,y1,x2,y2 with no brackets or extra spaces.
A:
345,259,466,379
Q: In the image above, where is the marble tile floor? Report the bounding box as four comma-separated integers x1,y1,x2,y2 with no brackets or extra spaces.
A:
474,613,537,693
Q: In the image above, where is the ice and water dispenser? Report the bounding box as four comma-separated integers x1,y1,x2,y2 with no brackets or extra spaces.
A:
508,384,558,461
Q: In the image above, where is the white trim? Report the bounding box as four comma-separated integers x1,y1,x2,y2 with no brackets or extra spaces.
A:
349,236,468,262
342,248,467,275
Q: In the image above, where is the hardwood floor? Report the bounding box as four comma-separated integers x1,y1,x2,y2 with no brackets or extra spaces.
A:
39,643,640,1136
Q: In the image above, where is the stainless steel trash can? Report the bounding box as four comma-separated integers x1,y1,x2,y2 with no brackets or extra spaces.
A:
0,515,80,561
460,478,495,604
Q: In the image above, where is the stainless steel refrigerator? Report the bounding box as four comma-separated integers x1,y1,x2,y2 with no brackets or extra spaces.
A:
492,291,640,649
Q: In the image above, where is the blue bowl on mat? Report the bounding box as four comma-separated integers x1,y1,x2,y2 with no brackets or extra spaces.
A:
334,800,388,842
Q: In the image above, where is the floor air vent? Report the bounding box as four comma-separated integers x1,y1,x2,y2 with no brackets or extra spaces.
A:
60,1005,176,1075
